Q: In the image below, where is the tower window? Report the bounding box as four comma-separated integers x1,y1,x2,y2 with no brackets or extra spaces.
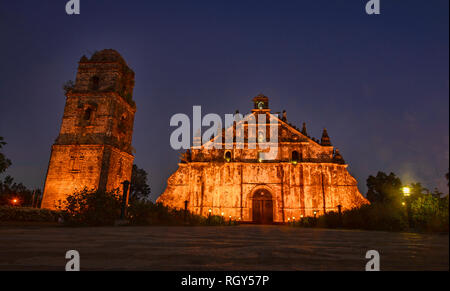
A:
91,76,100,91
84,108,92,121
118,114,128,133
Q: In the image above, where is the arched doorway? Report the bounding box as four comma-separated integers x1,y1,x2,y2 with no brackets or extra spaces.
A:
252,189,273,224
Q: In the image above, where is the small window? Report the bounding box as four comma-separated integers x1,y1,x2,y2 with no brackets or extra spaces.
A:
224,151,232,162
291,151,300,165
118,114,127,133
91,76,100,91
84,108,92,121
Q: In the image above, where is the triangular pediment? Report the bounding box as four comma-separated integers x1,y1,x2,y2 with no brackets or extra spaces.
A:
201,111,321,149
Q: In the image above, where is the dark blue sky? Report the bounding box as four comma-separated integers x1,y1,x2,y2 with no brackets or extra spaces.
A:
0,0,448,200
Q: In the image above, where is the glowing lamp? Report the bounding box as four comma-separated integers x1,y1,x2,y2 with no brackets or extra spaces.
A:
402,187,411,197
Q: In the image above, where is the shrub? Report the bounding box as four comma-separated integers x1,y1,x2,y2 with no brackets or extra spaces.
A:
317,211,341,229
292,204,409,232
0,206,59,222
56,188,122,226
295,217,317,228
410,195,449,232
339,203,407,231
56,190,237,227
128,199,235,226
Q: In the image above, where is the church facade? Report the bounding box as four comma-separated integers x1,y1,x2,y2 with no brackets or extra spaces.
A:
41,50,136,209
157,95,368,223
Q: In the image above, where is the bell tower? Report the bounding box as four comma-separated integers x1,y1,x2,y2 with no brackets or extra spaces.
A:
252,94,270,112
41,49,136,209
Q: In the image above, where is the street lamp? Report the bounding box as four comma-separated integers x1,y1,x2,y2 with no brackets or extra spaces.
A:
402,186,412,228
402,186,411,197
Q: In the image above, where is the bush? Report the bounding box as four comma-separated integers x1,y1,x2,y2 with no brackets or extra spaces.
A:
56,188,122,226
0,206,59,222
128,199,236,226
293,199,449,233
338,204,407,231
295,217,317,228
410,195,449,232
317,211,342,229
293,204,408,232
56,189,237,227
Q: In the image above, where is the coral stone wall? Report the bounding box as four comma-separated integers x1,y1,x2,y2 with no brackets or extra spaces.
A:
158,102,368,222
41,50,135,209
157,161,368,222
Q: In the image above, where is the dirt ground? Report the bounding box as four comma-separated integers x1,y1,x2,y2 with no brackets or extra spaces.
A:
0,224,447,271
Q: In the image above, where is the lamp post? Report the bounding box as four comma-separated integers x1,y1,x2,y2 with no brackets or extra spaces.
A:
402,186,411,228
184,200,189,222
120,180,130,220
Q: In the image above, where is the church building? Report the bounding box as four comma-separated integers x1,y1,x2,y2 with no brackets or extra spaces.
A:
157,95,368,223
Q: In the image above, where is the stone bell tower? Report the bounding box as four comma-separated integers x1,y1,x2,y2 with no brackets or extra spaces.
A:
41,49,136,209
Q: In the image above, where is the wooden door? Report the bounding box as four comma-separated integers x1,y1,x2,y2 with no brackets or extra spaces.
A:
252,189,273,224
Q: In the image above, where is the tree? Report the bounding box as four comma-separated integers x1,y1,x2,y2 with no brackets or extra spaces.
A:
56,188,122,226
130,164,151,201
0,136,12,174
0,175,38,206
410,194,449,231
366,171,402,204
409,182,430,200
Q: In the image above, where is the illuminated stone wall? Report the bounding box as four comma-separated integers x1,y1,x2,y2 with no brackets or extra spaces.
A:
41,50,136,209
158,161,367,222
158,98,368,222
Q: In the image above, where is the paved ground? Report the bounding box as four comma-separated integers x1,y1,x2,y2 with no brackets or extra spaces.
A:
0,225,448,271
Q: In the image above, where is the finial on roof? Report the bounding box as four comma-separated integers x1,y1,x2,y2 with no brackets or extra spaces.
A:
282,110,287,122
301,122,308,136
333,149,345,164
321,128,332,146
